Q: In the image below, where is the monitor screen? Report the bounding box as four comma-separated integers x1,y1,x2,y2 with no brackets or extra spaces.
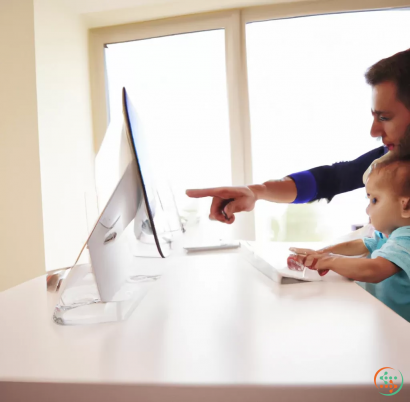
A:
122,87,183,258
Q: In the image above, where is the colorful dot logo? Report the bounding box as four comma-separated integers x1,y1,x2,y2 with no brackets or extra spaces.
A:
374,367,403,396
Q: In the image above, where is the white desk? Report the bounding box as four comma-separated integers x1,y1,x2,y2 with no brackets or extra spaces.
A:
1,246,409,402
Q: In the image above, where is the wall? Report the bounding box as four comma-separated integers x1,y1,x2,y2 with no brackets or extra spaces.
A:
34,0,98,271
70,0,314,28
71,0,410,28
0,0,45,291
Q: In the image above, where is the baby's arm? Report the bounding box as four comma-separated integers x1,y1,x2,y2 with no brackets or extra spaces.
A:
290,239,369,257
320,239,369,256
315,255,400,283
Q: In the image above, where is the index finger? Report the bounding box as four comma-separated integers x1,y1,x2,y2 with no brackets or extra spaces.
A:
186,187,241,199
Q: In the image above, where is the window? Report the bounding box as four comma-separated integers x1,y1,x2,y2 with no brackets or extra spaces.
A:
104,28,235,237
246,9,410,242
90,5,410,244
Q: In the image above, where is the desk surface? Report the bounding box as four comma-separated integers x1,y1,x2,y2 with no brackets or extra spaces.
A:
1,245,409,401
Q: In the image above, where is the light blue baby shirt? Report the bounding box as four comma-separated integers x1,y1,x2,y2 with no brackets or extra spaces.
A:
358,226,410,322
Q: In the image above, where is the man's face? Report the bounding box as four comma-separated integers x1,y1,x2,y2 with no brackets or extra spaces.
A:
370,81,410,150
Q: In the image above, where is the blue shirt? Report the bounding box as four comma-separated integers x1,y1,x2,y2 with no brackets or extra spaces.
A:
289,146,387,203
358,227,410,322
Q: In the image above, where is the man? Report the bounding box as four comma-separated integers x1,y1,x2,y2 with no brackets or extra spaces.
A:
186,49,410,224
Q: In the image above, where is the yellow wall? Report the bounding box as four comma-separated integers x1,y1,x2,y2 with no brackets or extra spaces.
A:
0,0,45,291
34,0,98,271
0,0,97,291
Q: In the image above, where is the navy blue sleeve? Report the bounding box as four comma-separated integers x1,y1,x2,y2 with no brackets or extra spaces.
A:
288,146,386,203
288,170,317,204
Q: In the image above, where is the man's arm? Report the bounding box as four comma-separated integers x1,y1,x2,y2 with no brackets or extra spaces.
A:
301,146,386,202
187,147,386,223
186,181,297,224
233,147,386,205
248,177,297,203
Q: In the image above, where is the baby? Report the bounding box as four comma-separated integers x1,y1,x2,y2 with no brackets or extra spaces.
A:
290,155,410,322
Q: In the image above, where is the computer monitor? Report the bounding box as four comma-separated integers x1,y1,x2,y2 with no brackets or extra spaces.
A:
53,88,183,323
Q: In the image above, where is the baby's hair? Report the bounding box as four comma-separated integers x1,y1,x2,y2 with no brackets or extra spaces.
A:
372,153,410,197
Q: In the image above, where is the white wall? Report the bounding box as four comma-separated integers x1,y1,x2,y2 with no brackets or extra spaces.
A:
0,0,45,291
34,0,98,271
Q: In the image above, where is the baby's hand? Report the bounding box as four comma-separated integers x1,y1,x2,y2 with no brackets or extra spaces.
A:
288,247,330,276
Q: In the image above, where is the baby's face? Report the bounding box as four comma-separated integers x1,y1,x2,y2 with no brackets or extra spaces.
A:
365,173,402,235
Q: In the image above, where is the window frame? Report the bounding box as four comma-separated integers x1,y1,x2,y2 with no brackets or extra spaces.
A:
242,0,410,23
89,0,410,240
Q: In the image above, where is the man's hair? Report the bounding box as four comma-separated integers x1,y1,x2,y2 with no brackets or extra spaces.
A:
365,48,410,109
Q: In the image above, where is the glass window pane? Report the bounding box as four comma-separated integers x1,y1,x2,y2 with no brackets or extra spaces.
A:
246,9,410,242
105,30,231,222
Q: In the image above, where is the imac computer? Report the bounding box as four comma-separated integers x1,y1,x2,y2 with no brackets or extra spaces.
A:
51,88,183,325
